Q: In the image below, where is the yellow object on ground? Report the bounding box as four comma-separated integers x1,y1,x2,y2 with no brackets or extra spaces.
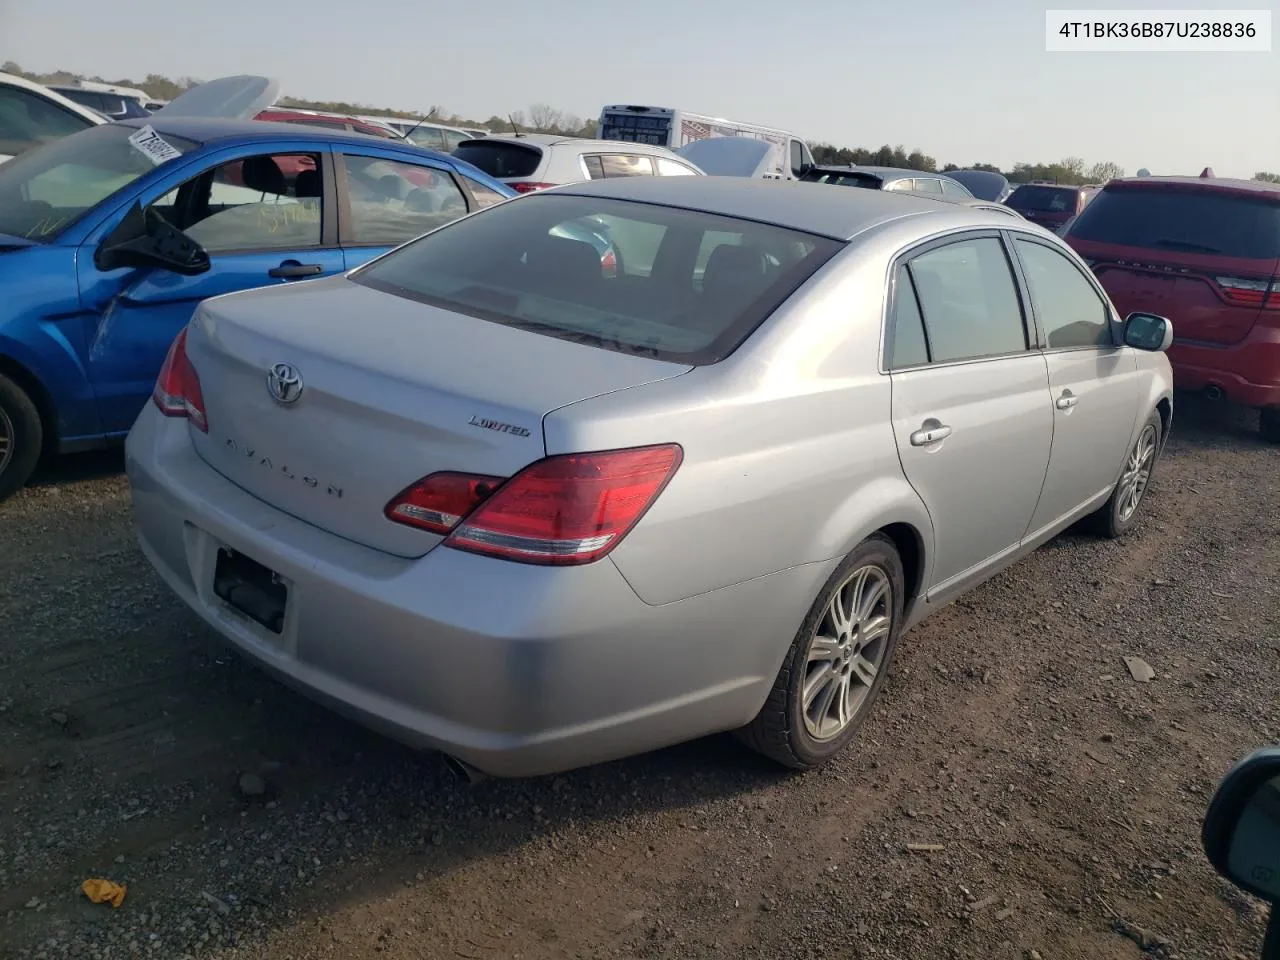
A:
81,878,127,908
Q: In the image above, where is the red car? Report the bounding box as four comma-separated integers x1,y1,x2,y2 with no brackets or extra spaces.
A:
1005,183,1096,233
1065,176,1280,441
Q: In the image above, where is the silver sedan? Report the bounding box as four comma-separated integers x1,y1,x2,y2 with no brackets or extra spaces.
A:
125,177,1174,778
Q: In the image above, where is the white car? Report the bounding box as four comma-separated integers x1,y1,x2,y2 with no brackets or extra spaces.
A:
0,72,105,163
451,133,703,193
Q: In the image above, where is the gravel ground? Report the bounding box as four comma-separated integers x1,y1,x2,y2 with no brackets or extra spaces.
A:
1,393,1276,960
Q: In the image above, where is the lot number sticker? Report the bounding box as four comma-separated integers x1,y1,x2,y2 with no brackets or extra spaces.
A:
127,125,183,166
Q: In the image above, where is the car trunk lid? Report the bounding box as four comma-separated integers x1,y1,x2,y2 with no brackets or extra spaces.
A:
184,275,692,557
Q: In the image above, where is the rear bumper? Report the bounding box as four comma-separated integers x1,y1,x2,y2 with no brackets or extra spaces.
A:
124,406,828,777
1168,324,1280,408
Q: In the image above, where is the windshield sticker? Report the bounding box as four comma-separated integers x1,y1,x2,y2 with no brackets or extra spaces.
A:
127,126,183,166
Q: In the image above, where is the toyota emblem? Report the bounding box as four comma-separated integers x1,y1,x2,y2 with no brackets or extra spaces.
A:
266,362,303,404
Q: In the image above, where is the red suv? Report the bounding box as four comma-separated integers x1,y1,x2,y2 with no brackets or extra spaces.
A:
1065,176,1280,441
1005,183,1095,233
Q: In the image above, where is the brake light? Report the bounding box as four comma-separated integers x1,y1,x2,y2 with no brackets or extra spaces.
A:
601,247,618,277
152,328,208,432
385,445,683,565
1215,276,1280,309
510,182,557,193
384,472,504,534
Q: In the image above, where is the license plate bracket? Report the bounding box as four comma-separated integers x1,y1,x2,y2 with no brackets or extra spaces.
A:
213,547,287,635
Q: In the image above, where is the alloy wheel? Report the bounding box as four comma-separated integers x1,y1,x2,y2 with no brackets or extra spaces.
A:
802,565,893,741
1117,423,1157,523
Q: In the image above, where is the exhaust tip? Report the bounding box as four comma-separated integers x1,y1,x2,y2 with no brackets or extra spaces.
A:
441,753,489,784
1205,384,1225,401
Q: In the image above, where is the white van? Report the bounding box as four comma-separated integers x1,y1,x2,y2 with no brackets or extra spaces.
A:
597,104,814,180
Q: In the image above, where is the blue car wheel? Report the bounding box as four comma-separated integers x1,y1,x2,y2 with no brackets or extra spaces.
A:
0,373,42,502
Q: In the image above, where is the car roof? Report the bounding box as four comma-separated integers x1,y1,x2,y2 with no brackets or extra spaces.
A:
548,176,1017,241
1105,174,1280,195
118,115,439,155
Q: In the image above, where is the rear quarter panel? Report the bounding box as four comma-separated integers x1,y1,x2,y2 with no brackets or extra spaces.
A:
543,240,934,608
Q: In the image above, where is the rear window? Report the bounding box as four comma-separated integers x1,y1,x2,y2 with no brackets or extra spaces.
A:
451,140,542,179
1067,186,1280,260
800,171,879,188
351,193,842,365
1007,185,1078,212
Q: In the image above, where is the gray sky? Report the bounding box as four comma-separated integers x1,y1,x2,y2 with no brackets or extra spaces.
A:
4,0,1277,176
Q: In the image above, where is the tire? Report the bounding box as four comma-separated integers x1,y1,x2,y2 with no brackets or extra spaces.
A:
0,372,43,503
1084,409,1162,539
736,534,905,770
1260,407,1280,444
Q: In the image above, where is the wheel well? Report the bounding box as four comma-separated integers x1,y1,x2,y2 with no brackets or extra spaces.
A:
1155,397,1172,450
878,522,924,609
0,356,57,454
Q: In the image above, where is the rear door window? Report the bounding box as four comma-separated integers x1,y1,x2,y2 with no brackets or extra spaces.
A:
655,157,699,177
451,140,542,179
600,154,655,178
905,237,1028,363
460,175,507,209
1067,186,1280,260
343,154,468,244
912,178,943,195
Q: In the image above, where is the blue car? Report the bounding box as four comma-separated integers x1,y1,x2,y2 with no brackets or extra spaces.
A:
0,116,516,498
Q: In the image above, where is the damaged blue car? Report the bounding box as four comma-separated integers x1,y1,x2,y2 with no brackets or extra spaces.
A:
0,107,514,499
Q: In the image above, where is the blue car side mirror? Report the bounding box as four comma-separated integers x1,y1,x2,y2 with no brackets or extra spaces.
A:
95,201,210,276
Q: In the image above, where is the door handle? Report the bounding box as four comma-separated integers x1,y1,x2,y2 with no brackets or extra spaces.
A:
909,420,953,446
1055,391,1079,410
268,261,324,279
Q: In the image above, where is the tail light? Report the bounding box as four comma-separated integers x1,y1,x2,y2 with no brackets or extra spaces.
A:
384,444,683,566
600,247,618,277
152,328,208,432
1215,276,1280,309
385,472,504,534
510,182,557,193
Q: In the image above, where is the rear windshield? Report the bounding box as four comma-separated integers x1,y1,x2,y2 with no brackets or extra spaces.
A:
1007,185,1078,212
800,170,880,188
451,140,542,179
351,193,842,364
1067,186,1280,260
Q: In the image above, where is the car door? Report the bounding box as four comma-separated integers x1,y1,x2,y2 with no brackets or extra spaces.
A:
887,232,1054,597
1011,234,1140,536
77,144,344,435
335,151,481,269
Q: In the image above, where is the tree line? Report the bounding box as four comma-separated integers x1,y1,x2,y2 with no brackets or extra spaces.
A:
7,63,1276,184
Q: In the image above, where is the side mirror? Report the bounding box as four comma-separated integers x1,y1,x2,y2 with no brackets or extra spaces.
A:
94,201,210,276
1202,747,1280,954
1123,312,1173,352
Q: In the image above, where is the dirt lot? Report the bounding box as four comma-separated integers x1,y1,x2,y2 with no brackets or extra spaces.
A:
1,394,1277,960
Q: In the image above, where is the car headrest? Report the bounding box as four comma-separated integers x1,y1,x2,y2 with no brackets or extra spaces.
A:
242,156,286,196
525,234,602,289
702,244,767,300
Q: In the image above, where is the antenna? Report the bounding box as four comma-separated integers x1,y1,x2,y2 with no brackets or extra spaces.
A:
509,114,523,137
